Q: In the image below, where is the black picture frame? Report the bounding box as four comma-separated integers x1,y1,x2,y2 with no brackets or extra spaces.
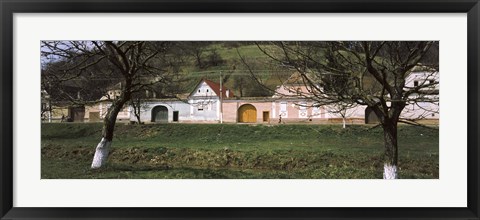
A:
1,0,479,219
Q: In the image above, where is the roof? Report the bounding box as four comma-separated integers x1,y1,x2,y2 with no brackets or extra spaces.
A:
284,72,305,84
190,78,235,98
107,82,123,91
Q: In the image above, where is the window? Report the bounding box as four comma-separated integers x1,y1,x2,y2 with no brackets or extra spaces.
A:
300,102,307,110
429,80,435,84
413,81,419,87
198,89,201,93
198,102,207,111
207,89,209,93
280,102,287,112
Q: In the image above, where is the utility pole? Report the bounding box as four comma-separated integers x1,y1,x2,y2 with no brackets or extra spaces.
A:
219,71,223,123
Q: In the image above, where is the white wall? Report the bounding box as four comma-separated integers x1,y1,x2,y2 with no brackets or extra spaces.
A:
188,98,220,121
129,100,191,123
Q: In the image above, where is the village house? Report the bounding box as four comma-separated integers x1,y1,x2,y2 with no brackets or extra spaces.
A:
41,89,86,122
44,68,439,125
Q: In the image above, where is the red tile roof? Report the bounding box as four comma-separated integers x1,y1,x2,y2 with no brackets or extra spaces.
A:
201,79,235,98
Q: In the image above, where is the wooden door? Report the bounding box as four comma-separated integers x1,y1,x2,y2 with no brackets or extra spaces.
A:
238,104,257,123
152,106,168,123
365,107,379,124
89,112,100,122
263,111,270,122
69,106,85,122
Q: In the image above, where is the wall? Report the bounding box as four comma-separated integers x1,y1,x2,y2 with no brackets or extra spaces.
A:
405,71,439,90
222,101,239,123
403,70,440,120
188,98,220,121
273,100,328,122
81,95,438,125
222,100,274,123
131,100,207,123
49,106,69,122
222,99,370,124
401,101,440,120
85,101,130,122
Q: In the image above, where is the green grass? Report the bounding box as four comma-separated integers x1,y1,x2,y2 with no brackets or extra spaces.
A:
41,123,439,179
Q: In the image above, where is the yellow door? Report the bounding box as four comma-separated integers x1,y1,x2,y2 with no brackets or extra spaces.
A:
238,104,257,123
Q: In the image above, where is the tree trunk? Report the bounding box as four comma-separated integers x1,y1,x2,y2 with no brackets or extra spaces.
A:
382,120,399,179
130,99,143,124
91,115,117,169
134,102,142,124
342,117,346,129
91,99,127,169
135,113,142,124
91,137,112,169
48,102,52,122
239,84,243,97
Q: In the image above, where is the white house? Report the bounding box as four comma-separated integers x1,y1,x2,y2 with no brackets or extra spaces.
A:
128,79,234,123
400,70,439,120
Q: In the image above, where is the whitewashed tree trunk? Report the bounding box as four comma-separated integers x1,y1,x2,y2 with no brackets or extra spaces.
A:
383,164,398,179
382,118,399,179
91,138,112,169
342,117,346,129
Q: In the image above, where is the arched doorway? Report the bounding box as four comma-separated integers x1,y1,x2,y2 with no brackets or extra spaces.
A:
365,107,380,124
238,104,257,123
152,106,168,123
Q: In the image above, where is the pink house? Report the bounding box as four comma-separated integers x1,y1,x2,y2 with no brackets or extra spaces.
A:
221,84,364,124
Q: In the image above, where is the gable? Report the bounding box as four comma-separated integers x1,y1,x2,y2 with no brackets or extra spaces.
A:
188,79,235,99
191,81,218,97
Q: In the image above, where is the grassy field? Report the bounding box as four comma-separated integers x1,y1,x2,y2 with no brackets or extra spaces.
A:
41,123,439,179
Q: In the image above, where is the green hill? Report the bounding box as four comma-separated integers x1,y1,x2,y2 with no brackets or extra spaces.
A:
175,42,293,97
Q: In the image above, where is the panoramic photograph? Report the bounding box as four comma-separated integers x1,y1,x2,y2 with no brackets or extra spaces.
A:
40,41,439,179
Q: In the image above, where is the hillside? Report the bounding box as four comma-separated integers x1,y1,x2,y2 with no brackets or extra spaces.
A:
175,42,293,97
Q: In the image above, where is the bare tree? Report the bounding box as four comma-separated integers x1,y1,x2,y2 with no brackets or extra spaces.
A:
178,41,213,69
41,41,184,169
130,97,149,124
256,41,439,179
324,101,358,129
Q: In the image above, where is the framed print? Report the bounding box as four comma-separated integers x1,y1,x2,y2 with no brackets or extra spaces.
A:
1,0,479,219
